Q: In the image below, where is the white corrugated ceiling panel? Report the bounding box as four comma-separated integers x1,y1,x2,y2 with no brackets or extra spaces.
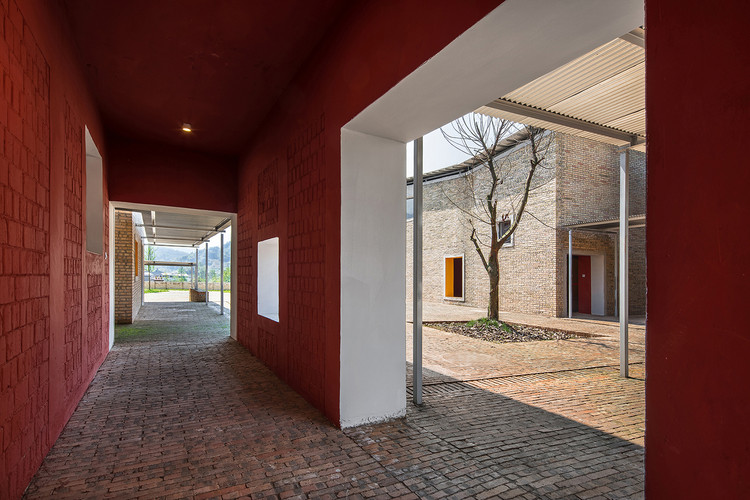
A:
476,29,645,149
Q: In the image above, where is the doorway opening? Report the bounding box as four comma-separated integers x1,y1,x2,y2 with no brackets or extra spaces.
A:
109,202,237,347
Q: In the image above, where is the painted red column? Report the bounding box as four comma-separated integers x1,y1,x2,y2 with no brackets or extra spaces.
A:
646,1,750,496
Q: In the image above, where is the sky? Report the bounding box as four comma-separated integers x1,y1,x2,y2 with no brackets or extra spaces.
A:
405,120,473,178
208,225,230,246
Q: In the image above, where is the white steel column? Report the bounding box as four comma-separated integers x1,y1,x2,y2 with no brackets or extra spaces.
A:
614,233,619,318
619,148,629,377
413,137,423,406
568,229,573,318
141,237,145,306
204,242,209,304
194,248,198,289
220,232,224,315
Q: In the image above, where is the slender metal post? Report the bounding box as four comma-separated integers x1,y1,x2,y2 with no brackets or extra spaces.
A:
194,248,198,289
413,137,423,405
614,234,619,318
205,242,209,304
568,230,573,318
619,148,630,377
220,232,224,315
141,237,145,306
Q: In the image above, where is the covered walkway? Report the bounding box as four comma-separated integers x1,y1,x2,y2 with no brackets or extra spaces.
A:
26,303,643,498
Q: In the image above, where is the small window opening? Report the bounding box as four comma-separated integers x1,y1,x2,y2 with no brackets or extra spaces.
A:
258,237,280,322
444,255,464,301
85,127,103,254
499,217,514,247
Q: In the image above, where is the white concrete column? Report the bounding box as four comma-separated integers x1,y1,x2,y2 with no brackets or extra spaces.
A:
619,149,629,377
339,128,406,427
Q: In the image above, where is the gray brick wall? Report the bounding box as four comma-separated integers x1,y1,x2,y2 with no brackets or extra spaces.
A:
114,211,141,323
555,134,646,315
407,132,646,317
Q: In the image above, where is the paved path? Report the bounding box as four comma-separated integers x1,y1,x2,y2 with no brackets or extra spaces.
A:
25,302,643,499
145,289,231,312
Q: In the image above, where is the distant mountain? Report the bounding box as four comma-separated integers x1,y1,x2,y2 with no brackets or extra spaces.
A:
147,241,231,276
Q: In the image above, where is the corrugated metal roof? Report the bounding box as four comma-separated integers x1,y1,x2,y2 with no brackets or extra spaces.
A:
476,29,645,149
135,209,230,247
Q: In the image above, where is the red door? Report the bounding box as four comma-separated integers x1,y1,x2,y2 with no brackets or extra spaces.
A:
577,255,591,314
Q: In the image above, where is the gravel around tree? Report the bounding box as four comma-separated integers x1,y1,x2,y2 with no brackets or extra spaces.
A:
427,318,577,343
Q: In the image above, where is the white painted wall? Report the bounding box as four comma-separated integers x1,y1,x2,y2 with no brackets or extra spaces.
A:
257,237,280,322
340,129,407,427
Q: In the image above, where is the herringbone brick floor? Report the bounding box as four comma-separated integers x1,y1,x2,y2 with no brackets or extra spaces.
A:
24,302,644,499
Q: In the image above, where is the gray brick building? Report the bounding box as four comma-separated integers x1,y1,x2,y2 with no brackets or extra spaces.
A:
114,211,144,324
406,132,646,317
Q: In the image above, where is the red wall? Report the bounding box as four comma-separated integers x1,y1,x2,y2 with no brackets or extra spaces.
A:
107,134,237,213
646,1,750,496
0,1,109,497
235,0,502,425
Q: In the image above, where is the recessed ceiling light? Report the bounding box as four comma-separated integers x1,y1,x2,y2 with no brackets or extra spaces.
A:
182,123,192,133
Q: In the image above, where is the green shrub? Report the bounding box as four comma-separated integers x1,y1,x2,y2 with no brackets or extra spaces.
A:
467,317,500,328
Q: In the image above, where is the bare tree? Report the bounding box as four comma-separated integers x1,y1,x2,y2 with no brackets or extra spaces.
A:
441,113,551,320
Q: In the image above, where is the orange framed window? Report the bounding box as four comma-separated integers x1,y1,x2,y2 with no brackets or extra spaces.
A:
444,255,464,300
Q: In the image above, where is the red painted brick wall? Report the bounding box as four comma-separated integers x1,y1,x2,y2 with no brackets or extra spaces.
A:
0,1,51,495
1,1,108,497
236,0,503,426
646,0,750,496
62,102,83,398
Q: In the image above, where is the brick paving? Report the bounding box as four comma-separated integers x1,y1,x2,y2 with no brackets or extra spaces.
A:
145,289,231,311
25,302,643,499
406,301,645,385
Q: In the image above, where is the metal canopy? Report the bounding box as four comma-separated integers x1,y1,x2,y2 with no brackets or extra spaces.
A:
135,209,231,247
476,28,645,151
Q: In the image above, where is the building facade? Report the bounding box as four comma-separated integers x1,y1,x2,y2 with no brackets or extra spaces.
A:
406,132,646,317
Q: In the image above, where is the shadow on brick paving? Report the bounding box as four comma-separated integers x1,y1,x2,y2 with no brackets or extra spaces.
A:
24,302,643,499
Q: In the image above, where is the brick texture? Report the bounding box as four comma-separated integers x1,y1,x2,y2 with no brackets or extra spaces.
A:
556,134,647,316
236,114,328,416
285,115,326,406
63,101,83,397
257,160,278,230
407,132,647,317
0,0,51,497
24,302,644,499
1,2,111,496
113,211,141,324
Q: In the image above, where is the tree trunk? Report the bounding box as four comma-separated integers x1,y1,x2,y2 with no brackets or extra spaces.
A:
487,252,500,320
